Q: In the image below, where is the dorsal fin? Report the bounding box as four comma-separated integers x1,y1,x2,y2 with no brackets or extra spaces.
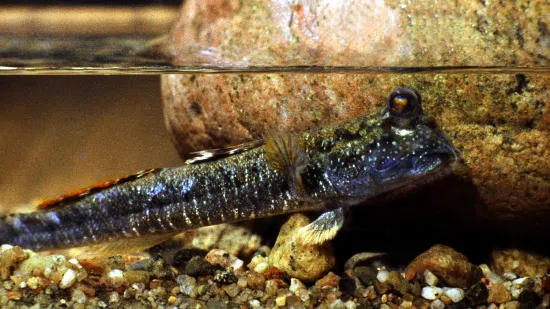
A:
37,168,161,210
185,140,264,165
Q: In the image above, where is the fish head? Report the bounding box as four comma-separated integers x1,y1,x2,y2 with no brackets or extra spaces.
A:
300,87,460,200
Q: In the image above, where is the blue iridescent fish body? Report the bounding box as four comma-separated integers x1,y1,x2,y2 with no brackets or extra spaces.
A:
0,88,459,253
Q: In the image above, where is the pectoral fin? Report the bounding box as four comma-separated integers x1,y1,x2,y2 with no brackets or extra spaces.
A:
295,207,345,245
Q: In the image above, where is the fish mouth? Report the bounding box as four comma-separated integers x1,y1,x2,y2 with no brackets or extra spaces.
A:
411,144,460,176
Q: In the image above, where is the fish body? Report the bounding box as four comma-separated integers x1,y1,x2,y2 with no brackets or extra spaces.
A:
0,88,459,253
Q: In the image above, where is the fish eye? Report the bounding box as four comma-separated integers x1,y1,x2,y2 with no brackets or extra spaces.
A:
388,87,422,119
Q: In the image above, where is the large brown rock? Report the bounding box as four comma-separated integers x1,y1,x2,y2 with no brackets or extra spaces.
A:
165,0,548,67
161,0,550,232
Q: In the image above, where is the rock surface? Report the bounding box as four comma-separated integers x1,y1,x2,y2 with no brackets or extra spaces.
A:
162,0,550,231
165,0,549,67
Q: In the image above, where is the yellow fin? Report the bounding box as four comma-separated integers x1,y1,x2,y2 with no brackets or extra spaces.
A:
48,232,180,258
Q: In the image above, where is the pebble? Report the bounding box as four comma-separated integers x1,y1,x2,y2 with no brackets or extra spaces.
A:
421,286,444,300
71,289,87,304
503,272,517,280
424,270,439,286
430,299,445,309
518,290,540,309
204,249,244,273
59,269,77,289
487,283,512,304
249,299,261,307
505,300,520,309
316,272,341,288
176,274,197,297
354,266,378,286
268,214,335,282
254,262,270,274
247,271,266,290
444,287,465,302
275,295,286,306
184,256,216,276
106,269,125,288
465,282,488,306
405,244,474,288
377,270,389,283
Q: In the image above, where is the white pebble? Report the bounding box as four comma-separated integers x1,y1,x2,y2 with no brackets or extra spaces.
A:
503,272,517,280
254,261,269,274
423,270,439,286
444,287,465,302
59,269,77,288
421,286,443,300
0,244,14,252
512,277,528,286
377,270,389,283
249,299,261,307
107,269,125,288
430,299,445,309
289,278,305,293
479,264,492,276
487,304,499,309
344,300,356,309
330,299,345,309
275,295,286,306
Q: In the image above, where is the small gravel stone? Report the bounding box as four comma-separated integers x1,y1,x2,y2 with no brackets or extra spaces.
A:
106,269,125,288
268,214,335,282
424,270,439,286
505,301,520,309
465,282,488,306
253,262,269,274
344,300,356,309
377,270,389,283
422,286,444,300
355,266,378,286
176,274,197,297
223,283,240,297
205,249,244,273
184,256,216,276
275,295,286,306
444,287,465,303
71,289,87,304
430,299,445,309
59,269,77,289
503,272,518,280
249,299,261,307
247,271,266,290
405,244,474,288
316,272,340,288
487,283,512,304
518,290,540,309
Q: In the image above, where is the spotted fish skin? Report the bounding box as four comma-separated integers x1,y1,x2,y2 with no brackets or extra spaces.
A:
0,88,459,252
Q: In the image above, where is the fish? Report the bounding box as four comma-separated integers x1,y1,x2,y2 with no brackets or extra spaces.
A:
0,87,459,255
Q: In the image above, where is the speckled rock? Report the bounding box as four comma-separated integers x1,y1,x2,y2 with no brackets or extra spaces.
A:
0,245,27,280
487,283,512,304
490,249,550,278
405,244,474,288
177,223,262,258
162,0,550,232
268,214,335,282
165,0,548,67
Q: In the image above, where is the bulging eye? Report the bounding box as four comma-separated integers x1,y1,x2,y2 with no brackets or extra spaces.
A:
388,87,422,119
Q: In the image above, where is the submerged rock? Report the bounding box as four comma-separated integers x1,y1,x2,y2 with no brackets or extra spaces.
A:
268,214,335,282
405,244,474,288
162,1,550,233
